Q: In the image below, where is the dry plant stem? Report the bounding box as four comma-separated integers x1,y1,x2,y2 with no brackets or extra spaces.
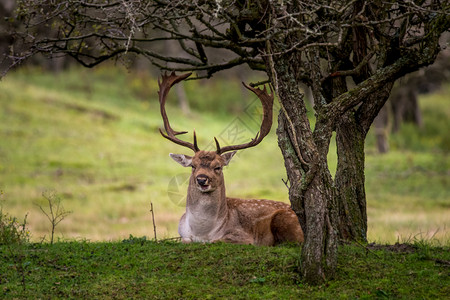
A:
5,214,29,291
38,192,72,244
150,202,157,242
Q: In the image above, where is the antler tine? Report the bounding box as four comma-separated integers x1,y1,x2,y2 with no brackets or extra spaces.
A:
193,130,200,152
158,71,200,152
216,83,274,154
214,137,221,153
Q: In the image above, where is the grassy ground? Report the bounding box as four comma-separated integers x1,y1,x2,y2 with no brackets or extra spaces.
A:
0,66,449,243
1,238,449,299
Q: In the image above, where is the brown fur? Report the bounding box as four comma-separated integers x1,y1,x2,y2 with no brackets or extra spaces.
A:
172,151,304,246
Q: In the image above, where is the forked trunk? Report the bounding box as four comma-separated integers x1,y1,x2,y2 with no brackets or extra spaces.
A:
271,56,338,284
277,110,337,284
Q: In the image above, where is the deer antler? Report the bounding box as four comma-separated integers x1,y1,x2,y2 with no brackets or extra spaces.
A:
158,71,200,152
216,83,274,154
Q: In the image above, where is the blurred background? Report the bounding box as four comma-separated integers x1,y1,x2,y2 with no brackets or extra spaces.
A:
0,0,449,244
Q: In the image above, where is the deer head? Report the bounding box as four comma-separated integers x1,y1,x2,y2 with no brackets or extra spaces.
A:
158,72,274,194
170,151,236,193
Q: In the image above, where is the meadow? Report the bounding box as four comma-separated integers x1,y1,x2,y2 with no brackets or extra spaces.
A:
0,66,449,244
1,237,448,298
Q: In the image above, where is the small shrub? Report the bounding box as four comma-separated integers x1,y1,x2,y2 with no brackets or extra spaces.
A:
0,208,30,245
36,191,72,244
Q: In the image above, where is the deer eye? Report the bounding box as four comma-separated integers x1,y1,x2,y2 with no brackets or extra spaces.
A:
214,167,222,171
191,166,196,170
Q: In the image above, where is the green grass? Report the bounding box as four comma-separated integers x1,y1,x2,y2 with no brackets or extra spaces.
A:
0,66,449,244
1,238,449,299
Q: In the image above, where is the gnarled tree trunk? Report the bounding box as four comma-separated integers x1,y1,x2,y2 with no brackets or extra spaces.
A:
269,53,338,284
334,83,394,241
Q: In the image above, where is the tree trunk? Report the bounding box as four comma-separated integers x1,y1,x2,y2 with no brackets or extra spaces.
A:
270,54,337,285
334,111,367,241
334,83,394,241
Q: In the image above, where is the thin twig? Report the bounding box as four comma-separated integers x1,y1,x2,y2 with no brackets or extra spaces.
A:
281,178,290,189
150,202,157,242
349,239,382,258
249,79,271,88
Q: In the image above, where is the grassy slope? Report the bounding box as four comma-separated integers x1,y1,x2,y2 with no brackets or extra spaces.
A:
0,67,289,241
364,86,450,243
1,239,449,299
0,67,449,243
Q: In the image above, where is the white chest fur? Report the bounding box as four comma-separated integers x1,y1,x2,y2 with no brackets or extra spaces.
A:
178,192,227,242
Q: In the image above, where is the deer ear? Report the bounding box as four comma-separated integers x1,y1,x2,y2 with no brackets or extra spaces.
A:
221,151,237,166
169,154,193,167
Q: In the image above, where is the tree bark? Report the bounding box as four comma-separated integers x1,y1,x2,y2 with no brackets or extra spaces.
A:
270,53,337,284
334,83,394,241
334,111,367,241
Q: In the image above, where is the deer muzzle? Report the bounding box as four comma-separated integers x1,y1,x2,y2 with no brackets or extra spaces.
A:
196,175,211,192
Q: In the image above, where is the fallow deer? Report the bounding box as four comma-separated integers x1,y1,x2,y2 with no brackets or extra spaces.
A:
158,72,304,246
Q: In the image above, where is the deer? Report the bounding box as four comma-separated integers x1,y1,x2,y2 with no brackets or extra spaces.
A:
158,72,304,246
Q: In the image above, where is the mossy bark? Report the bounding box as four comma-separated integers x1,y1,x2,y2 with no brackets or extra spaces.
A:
271,55,337,285
334,112,367,241
334,83,394,242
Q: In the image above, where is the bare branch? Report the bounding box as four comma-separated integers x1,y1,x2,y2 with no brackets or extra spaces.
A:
5,0,449,82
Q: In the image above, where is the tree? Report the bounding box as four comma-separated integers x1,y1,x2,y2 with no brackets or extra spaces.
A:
5,0,449,284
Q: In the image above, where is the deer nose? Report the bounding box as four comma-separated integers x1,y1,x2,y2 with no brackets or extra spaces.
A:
196,176,208,186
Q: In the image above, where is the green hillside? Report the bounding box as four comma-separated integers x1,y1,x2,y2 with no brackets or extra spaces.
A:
0,66,449,243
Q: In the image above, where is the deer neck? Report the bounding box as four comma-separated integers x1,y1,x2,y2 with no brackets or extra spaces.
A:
185,178,228,235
